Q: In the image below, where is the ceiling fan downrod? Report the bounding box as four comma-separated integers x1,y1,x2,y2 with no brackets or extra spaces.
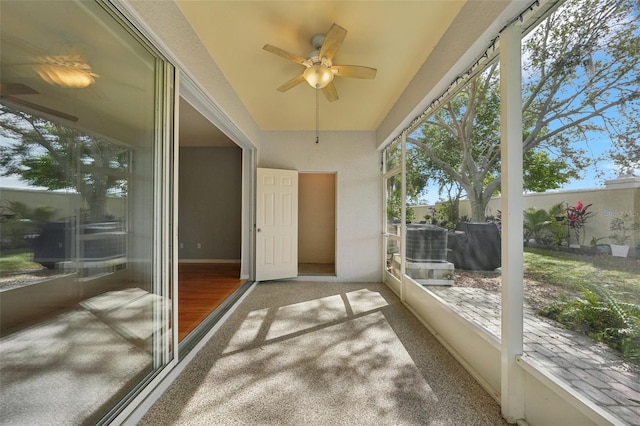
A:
315,88,320,144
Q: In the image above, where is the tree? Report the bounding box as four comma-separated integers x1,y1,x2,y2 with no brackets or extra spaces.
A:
522,150,578,193
0,105,129,223
409,0,640,221
385,143,433,223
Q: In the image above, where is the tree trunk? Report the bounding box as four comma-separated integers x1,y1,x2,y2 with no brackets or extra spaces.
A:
469,198,487,222
89,194,107,223
80,179,108,223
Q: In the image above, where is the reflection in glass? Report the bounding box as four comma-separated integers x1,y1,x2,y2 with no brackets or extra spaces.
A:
0,1,172,424
0,113,130,277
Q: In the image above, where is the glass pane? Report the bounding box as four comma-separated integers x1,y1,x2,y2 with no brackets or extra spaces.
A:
521,0,640,421
404,63,503,336
0,1,172,424
385,173,401,278
384,140,402,172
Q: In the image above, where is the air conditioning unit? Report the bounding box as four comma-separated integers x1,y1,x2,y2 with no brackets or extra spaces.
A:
406,224,448,262
405,224,453,286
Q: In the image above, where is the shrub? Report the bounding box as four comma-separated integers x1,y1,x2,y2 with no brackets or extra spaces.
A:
538,282,640,362
524,207,553,244
565,200,593,246
523,203,567,246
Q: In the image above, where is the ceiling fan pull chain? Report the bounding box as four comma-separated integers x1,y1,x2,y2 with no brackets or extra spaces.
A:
315,88,320,144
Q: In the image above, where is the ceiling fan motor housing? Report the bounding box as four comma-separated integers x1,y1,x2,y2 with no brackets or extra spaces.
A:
307,50,321,64
311,34,325,50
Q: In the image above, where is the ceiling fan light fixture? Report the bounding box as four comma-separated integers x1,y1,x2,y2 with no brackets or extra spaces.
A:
34,56,98,88
303,64,334,89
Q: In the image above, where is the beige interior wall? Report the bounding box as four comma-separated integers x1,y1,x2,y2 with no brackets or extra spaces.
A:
298,173,336,264
178,146,242,260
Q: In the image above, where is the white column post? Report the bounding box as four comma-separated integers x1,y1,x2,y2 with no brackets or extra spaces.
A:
500,23,525,423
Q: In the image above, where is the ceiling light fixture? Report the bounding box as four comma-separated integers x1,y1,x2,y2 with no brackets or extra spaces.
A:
34,56,98,88
303,63,334,89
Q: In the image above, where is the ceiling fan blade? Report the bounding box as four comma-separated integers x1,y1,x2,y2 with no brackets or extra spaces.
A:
332,65,377,79
1,95,78,122
322,82,338,102
263,44,310,66
319,23,347,62
277,74,306,92
0,82,39,96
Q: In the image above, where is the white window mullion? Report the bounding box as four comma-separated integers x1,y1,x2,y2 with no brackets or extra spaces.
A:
399,132,407,302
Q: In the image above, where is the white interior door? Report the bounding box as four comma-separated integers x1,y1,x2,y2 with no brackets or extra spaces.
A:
256,168,298,281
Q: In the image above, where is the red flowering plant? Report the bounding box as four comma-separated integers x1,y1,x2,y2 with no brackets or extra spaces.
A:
565,200,593,245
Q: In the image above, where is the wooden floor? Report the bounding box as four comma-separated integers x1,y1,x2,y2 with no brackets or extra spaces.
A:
178,263,244,341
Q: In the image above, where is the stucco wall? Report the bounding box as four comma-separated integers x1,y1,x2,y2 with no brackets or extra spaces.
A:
411,179,640,249
0,187,126,220
259,130,381,282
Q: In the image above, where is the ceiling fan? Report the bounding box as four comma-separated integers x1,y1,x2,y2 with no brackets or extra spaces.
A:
263,23,377,102
0,82,78,122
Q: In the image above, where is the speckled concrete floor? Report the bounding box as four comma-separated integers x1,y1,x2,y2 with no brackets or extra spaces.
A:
139,281,507,425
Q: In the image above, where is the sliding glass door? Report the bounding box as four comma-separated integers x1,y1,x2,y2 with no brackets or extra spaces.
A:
0,1,174,423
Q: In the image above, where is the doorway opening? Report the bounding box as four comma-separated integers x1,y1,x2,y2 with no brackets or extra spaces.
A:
298,173,336,276
177,97,246,343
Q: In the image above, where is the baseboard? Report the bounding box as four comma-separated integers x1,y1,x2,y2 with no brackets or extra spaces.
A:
178,259,241,264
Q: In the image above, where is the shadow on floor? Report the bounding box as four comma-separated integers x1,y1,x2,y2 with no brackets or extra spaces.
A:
140,281,507,425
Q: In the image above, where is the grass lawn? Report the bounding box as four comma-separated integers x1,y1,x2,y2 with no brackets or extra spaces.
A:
0,249,41,273
524,247,640,304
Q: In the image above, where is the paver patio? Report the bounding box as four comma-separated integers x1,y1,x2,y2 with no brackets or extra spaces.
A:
427,286,640,425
